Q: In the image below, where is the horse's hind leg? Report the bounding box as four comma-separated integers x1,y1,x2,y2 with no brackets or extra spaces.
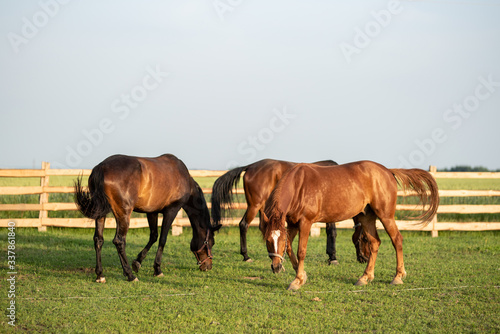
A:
153,205,181,277
239,205,259,262
94,217,106,283
112,209,137,282
132,213,159,273
325,223,338,265
354,210,381,286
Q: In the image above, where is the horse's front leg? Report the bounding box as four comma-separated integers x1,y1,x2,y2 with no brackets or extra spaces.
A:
153,207,179,277
288,223,311,291
133,213,158,273
112,215,137,282
286,225,299,272
355,217,380,286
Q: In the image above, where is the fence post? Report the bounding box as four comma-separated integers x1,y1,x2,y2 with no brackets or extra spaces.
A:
431,215,438,237
38,161,50,232
310,224,321,237
171,210,183,236
429,165,438,237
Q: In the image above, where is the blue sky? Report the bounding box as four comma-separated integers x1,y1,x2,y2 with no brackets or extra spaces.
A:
1,0,500,170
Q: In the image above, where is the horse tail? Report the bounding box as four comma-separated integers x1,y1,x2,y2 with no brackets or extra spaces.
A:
211,165,249,225
390,168,440,226
74,165,111,220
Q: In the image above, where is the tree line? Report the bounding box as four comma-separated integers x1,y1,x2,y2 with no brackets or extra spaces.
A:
438,165,500,172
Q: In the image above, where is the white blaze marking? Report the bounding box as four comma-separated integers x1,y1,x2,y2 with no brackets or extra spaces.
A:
271,230,281,252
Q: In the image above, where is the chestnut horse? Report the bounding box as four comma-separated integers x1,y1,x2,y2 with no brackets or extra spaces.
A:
211,159,368,264
262,161,439,290
75,154,221,283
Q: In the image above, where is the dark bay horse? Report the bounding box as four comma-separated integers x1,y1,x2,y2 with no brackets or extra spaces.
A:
211,159,367,264
75,154,221,283
262,161,439,290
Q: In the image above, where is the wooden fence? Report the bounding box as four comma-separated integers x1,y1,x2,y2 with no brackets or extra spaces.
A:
1,163,500,237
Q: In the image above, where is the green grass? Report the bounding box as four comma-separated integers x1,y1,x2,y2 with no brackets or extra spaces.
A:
0,227,499,333
436,178,500,191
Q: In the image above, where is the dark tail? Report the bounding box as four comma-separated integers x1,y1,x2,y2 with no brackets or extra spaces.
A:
211,165,249,225
74,166,111,220
390,168,440,226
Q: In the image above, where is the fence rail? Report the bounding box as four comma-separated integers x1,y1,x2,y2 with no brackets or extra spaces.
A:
1,162,500,237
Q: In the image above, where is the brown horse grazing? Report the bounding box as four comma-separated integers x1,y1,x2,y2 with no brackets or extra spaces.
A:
75,154,221,283
211,159,368,264
262,161,439,290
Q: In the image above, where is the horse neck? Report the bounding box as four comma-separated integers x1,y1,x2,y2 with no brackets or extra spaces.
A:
186,181,211,236
266,173,295,218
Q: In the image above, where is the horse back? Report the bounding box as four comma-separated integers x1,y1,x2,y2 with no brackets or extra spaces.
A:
242,159,336,204
243,159,296,205
99,154,192,213
279,161,398,223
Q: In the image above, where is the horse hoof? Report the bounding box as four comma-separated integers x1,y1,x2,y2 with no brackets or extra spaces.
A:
287,282,301,291
131,277,139,282
244,258,253,263
355,278,368,286
155,273,164,278
391,277,404,285
132,261,141,273
96,277,106,283
328,260,339,266
302,272,308,284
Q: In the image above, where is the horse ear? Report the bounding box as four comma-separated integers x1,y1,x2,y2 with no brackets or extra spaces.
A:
261,211,269,224
212,223,223,232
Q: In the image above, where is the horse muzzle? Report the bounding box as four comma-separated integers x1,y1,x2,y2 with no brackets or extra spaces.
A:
271,262,284,273
269,252,285,273
193,229,213,271
198,258,213,271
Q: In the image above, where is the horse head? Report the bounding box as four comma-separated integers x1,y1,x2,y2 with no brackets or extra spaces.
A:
352,223,371,263
263,209,287,273
191,224,222,271
266,228,287,273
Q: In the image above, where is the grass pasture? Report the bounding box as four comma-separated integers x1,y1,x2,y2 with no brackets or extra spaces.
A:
1,174,500,332
1,227,499,333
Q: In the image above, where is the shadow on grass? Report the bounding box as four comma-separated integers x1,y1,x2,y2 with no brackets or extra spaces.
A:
9,227,209,284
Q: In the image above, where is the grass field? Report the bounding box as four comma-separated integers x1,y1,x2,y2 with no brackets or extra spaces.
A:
0,227,499,333
1,173,499,332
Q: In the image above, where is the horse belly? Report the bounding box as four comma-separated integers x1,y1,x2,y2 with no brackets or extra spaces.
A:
319,190,366,223
135,190,183,213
